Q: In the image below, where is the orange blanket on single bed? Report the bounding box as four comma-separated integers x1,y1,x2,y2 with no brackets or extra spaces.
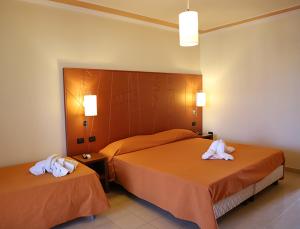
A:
100,129,284,229
0,161,109,229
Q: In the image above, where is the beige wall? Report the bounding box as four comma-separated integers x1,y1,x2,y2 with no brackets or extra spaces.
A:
200,11,300,168
0,0,200,167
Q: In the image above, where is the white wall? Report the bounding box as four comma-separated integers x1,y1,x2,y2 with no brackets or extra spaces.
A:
0,0,200,167
200,10,300,169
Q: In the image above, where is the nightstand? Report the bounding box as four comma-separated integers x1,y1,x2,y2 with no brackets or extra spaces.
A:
196,131,214,140
72,152,109,192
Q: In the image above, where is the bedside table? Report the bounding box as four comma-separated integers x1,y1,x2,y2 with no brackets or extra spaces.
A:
72,153,109,192
196,131,214,140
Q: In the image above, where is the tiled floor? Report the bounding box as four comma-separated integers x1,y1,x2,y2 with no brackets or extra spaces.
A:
56,171,300,229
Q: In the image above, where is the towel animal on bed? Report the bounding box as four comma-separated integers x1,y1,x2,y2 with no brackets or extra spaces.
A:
29,154,78,177
202,139,235,160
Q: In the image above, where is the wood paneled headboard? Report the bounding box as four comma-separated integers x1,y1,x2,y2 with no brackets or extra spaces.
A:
63,68,202,156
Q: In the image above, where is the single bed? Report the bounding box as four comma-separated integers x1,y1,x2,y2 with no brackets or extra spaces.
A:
100,129,284,229
0,161,109,229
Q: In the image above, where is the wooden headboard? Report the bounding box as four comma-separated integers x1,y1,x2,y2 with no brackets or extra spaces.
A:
63,68,202,156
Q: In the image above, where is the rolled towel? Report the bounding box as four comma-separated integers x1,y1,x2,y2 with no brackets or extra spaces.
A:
29,160,46,176
58,158,78,173
65,159,78,173
202,149,214,160
219,151,234,161
216,139,234,160
52,161,69,177
44,154,61,173
202,140,220,159
29,154,78,177
202,139,235,160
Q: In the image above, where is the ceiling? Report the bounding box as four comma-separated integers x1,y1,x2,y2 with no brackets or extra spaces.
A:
81,0,300,30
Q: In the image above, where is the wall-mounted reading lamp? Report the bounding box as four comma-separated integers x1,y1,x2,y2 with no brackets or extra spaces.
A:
192,91,206,132
83,95,97,127
192,91,206,126
196,92,206,107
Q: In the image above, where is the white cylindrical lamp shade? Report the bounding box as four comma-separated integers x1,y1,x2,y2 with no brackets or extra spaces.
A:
83,95,97,116
179,10,199,47
196,92,206,107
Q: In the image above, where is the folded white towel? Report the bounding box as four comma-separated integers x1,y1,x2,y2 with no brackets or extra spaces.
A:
29,154,78,177
202,139,235,160
52,161,69,177
29,160,46,176
44,154,60,173
57,158,78,173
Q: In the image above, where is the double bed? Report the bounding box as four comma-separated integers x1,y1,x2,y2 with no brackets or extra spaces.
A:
100,129,284,229
63,69,285,229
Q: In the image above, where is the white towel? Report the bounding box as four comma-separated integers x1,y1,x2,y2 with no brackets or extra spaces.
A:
29,160,46,176
29,154,78,177
202,139,235,160
57,158,78,173
52,161,69,177
44,154,60,173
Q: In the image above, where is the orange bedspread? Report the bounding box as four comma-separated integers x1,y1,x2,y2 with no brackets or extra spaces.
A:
100,130,284,229
0,161,109,229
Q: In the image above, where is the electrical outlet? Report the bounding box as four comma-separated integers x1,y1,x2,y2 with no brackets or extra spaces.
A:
83,120,87,127
89,136,96,142
77,138,84,144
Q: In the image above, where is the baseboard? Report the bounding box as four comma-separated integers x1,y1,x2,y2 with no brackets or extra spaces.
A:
285,167,300,174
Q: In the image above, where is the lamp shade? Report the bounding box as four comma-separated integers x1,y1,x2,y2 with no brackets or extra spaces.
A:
83,95,97,116
179,10,198,47
196,92,206,107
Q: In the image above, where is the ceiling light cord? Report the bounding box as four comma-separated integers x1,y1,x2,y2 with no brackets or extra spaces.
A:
187,0,190,11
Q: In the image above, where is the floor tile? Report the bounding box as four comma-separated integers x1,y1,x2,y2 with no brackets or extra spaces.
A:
128,202,168,222
137,224,159,229
94,221,121,229
218,173,300,229
265,198,300,229
110,213,146,229
94,215,113,226
150,217,182,229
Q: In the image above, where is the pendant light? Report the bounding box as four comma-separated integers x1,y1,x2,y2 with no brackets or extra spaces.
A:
179,0,199,47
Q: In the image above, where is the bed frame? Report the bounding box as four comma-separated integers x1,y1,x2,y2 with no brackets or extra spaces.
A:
214,165,283,218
